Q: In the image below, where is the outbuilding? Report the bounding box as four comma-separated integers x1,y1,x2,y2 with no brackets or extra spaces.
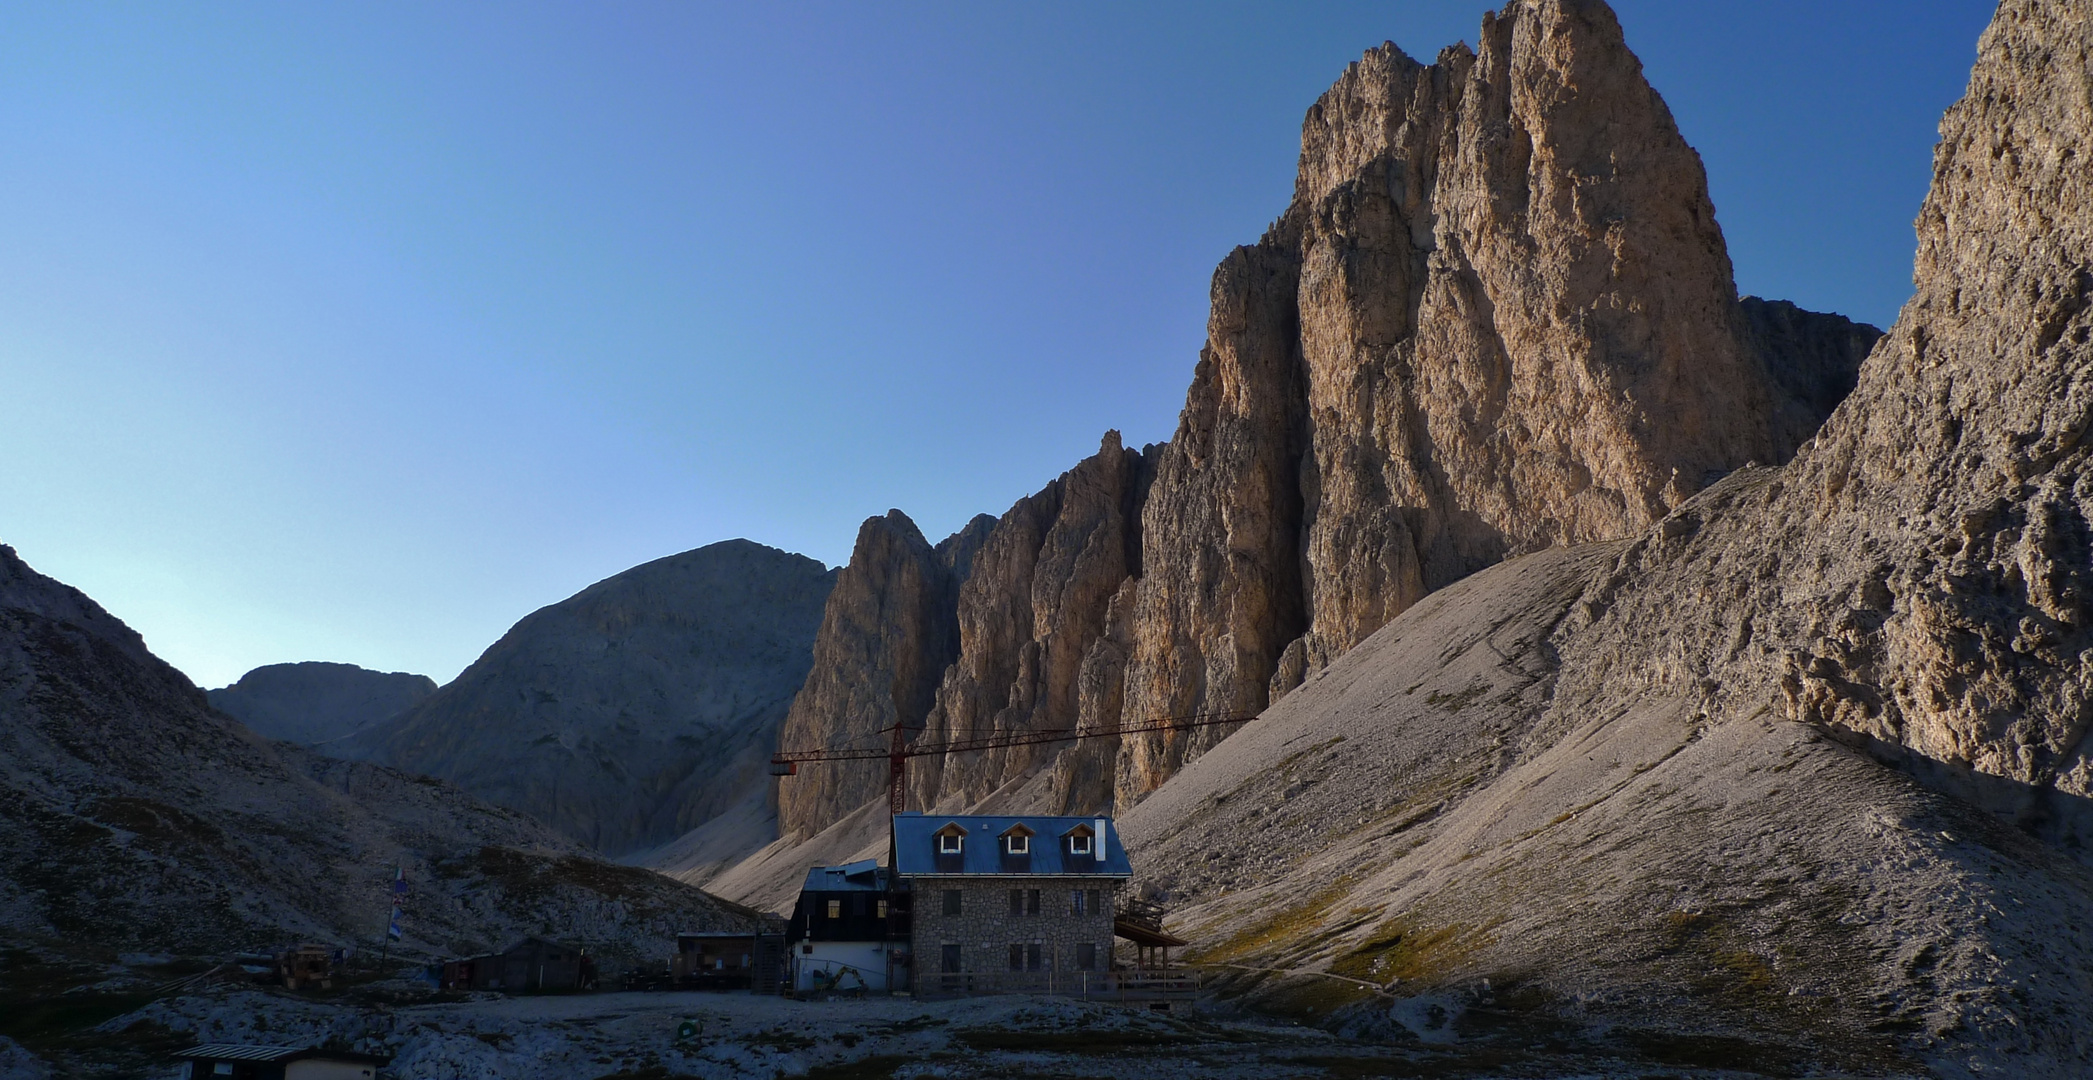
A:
786,860,909,993
174,1045,389,1080
438,937,595,992
674,930,787,991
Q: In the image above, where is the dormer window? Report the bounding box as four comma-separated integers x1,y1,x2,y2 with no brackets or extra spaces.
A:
1063,823,1097,857
1069,833,1092,856
998,823,1036,857
939,833,963,854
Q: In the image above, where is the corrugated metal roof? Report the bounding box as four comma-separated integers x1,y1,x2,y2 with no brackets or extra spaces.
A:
891,813,1132,877
175,1046,306,1062
177,1045,391,1065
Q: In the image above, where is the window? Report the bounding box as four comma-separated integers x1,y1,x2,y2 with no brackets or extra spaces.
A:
938,831,963,854
941,944,962,973
802,944,813,955
876,899,888,919
1005,833,1029,854
1026,889,1040,915
1076,943,1098,971
942,889,962,916
1070,832,1093,856
1087,890,1102,918
1007,944,1025,971
1009,889,1024,917
1072,889,1086,916
826,899,840,920
1027,943,1043,971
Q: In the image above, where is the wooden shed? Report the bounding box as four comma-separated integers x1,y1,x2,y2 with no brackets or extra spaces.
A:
174,1044,388,1080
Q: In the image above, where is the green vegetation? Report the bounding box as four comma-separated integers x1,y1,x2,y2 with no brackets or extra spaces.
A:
953,1028,1200,1054
1196,877,1359,966
1329,918,1493,986
800,1055,916,1079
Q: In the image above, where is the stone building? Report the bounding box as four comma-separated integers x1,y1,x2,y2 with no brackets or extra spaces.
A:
891,812,1131,996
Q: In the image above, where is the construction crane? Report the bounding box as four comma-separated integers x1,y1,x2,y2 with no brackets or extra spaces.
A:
769,713,1256,814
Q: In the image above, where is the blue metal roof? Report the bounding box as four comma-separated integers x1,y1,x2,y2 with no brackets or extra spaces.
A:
798,859,890,893
891,813,1131,877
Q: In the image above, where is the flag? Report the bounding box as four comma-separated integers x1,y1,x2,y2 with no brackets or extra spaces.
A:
387,866,408,941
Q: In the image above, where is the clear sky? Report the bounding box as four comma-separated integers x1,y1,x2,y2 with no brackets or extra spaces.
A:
0,1,1997,689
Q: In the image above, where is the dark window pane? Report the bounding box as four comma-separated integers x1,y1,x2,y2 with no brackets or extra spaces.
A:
1077,943,1097,971
943,890,962,916
1007,945,1024,971
1026,943,1042,971
1008,889,1023,916
1026,889,1040,915
941,944,962,973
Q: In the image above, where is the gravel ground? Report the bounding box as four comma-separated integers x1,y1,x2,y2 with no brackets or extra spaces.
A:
42,982,1871,1079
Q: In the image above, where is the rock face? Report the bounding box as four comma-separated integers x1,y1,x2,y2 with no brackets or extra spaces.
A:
1552,0,2093,855
1120,544,2093,1076
1116,4,2093,1069
907,434,1156,814
1108,0,1880,804
0,545,765,965
768,0,1879,842
209,662,436,746
773,512,989,837
352,540,834,857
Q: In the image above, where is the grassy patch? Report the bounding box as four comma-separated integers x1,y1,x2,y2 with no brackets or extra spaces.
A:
745,1026,817,1052
1424,683,1489,713
801,1055,918,1079
868,1014,947,1035
1328,918,1493,986
1195,878,1358,966
952,1029,1199,1054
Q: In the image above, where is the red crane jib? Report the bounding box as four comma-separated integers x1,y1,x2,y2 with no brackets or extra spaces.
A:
768,713,1256,815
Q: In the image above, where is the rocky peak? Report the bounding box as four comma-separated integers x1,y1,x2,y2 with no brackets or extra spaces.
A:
209,662,436,746
774,511,966,837
1108,0,1880,806
906,432,1155,814
350,538,834,856
762,0,1882,841
1551,0,2093,853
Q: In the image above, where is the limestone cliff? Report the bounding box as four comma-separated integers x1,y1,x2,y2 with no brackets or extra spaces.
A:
351,539,834,856
209,661,435,746
1551,0,2093,855
906,434,1156,814
1116,8,2093,1068
1110,0,1880,804
772,511,990,837
766,0,1878,842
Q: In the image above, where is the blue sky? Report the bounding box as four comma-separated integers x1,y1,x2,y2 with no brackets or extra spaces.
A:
0,2,1996,688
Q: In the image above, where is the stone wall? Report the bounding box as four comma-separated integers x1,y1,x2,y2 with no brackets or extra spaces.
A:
906,876,1120,994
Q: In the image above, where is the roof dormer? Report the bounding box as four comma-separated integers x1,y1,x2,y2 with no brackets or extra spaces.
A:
1062,822,1097,857
934,822,967,855
999,823,1035,855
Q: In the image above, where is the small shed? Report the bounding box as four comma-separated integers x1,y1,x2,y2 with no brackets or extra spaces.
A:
673,931,787,991
439,938,595,992
174,1045,389,1080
